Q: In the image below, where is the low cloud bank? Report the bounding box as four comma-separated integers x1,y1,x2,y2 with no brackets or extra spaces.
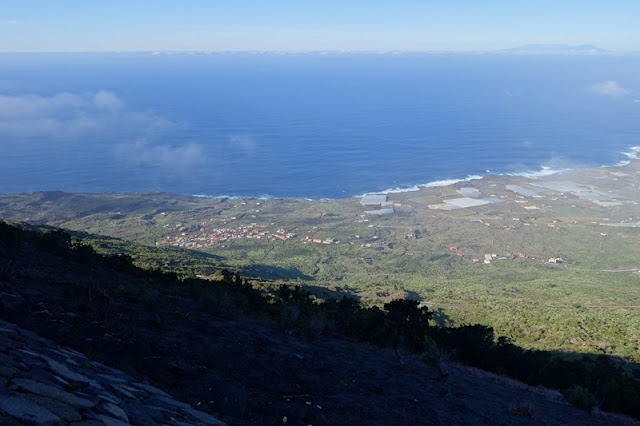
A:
0,90,208,173
114,139,206,170
588,80,629,97
0,91,169,139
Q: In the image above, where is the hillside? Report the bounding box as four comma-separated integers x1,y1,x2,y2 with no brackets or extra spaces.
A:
0,318,224,425
1,161,639,363
1,222,639,424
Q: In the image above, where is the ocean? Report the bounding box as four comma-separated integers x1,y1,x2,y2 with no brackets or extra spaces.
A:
0,52,638,199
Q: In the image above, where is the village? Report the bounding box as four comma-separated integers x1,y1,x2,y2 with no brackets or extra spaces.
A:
151,160,640,264
157,223,297,249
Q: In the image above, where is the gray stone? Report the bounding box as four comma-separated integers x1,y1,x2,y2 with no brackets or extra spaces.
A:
50,319,74,334
18,348,46,359
22,393,82,422
47,358,92,383
66,357,80,366
11,378,95,408
55,347,87,359
34,309,54,318
183,407,226,426
151,394,190,410
97,373,128,384
95,365,132,379
88,379,105,390
110,384,136,399
0,395,62,424
93,414,131,425
17,350,59,370
53,375,71,387
117,402,156,425
0,292,26,310
97,392,122,405
118,383,141,393
101,402,129,423
131,382,170,397
59,312,76,321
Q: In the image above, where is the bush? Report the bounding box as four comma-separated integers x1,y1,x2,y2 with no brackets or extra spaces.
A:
563,385,597,411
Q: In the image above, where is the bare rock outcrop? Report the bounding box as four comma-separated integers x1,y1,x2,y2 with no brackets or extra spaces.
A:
0,319,225,425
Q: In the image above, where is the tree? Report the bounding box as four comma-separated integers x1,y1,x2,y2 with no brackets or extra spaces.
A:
384,299,432,351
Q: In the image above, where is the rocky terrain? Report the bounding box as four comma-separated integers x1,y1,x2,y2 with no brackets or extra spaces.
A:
1,300,635,426
1,224,638,425
1,161,639,365
0,318,224,425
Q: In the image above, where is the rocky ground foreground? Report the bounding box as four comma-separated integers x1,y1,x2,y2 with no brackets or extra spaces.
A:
1,291,636,426
1,227,638,425
0,318,225,425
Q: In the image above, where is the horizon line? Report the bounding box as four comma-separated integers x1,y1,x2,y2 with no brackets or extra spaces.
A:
0,48,638,56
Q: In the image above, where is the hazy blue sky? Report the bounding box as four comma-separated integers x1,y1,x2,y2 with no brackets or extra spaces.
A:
1,1,639,52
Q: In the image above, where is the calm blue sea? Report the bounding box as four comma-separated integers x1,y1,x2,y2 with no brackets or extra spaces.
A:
0,52,638,199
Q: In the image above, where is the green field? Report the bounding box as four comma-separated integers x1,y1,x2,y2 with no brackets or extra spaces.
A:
1,161,639,360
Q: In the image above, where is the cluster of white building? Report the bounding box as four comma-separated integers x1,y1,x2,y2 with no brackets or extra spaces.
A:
301,236,338,245
157,225,297,248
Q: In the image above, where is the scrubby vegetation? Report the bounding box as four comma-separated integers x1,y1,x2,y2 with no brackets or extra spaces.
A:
2,181,639,365
1,220,639,419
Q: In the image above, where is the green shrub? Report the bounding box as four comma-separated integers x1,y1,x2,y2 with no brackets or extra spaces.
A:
563,385,597,411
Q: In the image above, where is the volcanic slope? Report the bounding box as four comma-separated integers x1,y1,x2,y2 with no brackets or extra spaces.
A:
0,223,636,425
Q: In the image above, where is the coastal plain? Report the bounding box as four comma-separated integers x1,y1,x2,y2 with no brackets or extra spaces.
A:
1,160,639,361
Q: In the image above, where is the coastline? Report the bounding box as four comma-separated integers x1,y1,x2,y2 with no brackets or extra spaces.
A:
190,146,640,201
0,147,637,202
369,145,640,198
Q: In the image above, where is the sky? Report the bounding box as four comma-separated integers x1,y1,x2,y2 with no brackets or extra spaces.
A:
1,1,639,52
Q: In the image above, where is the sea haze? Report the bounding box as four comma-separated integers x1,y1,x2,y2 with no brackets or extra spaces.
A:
0,52,638,199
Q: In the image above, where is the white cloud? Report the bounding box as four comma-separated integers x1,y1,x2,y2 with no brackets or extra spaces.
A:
229,135,257,152
114,139,207,170
93,90,122,109
0,90,208,173
0,91,169,139
588,80,629,97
